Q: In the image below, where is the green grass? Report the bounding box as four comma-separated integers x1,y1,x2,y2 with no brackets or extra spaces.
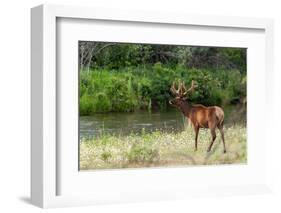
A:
79,124,247,170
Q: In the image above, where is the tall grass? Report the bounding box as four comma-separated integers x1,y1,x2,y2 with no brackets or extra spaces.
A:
80,124,247,170
80,64,246,115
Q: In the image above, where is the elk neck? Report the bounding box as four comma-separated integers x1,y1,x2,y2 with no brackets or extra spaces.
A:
178,100,193,118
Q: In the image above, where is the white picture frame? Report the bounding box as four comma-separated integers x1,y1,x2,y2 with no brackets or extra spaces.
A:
31,4,274,208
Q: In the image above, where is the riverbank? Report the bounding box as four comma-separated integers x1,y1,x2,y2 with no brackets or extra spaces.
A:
80,66,246,115
80,124,246,170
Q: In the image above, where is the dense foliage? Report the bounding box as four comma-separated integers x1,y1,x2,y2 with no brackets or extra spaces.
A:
79,42,246,115
80,42,246,72
80,64,246,114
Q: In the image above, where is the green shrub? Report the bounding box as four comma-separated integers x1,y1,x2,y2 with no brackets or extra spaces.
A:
93,92,111,112
127,143,159,164
79,66,246,115
101,151,112,162
80,94,94,115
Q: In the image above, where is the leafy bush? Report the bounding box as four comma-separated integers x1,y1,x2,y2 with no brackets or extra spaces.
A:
79,65,246,115
93,92,111,112
127,143,159,164
101,151,112,162
80,94,94,115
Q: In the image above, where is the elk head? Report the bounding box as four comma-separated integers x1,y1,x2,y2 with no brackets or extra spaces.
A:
169,80,196,107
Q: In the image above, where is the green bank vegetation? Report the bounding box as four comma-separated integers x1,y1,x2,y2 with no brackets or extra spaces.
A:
79,42,246,115
80,65,246,115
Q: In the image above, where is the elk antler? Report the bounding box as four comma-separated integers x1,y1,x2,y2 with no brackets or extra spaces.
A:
180,80,187,96
170,81,179,96
170,80,189,97
184,80,196,95
170,80,196,97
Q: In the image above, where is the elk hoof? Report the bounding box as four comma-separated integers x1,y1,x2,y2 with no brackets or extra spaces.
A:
194,148,197,151
223,150,227,153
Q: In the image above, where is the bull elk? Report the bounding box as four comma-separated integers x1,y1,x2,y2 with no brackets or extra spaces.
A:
169,80,226,153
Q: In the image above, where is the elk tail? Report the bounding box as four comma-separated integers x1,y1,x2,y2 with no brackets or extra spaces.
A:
219,113,224,127
215,107,224,127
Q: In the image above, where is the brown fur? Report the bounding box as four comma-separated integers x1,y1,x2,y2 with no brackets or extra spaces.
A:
170,81,226,153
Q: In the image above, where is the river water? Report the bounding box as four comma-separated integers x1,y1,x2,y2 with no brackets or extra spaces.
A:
80,105,246,139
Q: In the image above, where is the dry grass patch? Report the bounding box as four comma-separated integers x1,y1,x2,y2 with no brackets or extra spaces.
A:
80,125,246,170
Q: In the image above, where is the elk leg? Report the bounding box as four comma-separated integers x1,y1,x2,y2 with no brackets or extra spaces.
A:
207,129,216,152
218,126,226,153
194,126,199,151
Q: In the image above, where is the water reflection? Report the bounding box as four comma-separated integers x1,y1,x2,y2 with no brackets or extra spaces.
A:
80,105,246,139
